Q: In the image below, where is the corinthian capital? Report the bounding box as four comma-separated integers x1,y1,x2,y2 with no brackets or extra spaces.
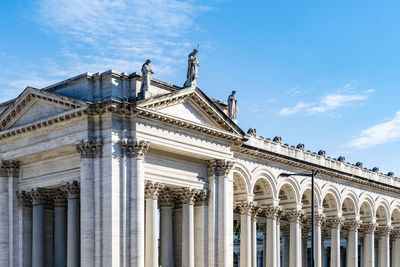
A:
315,214,326,226
361,222,377,234
237,201,255,216
194,189,208,206
376,226,392,237
61,181,80,199
261,205,282,219
326,216,345,229
145,181,165,199
29,188,52,206
178,188,201,205
1,160,20,177
76,140,102,158
17,190,32,207
159,189,174,207
214,159,234,177
121,139,150,159
53,190,67,207
344,220,362,231
285,209,305,222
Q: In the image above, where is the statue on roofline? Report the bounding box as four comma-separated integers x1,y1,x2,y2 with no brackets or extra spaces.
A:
140,59,154,98
228,90,238,121
184,45,200,88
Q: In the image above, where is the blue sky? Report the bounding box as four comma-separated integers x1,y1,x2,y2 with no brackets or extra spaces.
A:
1,0,400,175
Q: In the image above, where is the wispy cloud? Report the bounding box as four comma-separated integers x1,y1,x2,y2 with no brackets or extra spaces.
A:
278,87,374,116
345,111,400,149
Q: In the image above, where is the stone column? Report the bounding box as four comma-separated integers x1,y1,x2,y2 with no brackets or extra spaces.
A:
76,140,102,267
259,224,266,267
238,201,254,267
345,220,361,267
263,206,281,267
0,162,9,266
362,223,376,267
53,190,67,267
286,210,303,267
159,189,174,267
194,190,208,267
144,181,164,267
122,139,149,267
206,161,216,267
281,225,290,267
173,201,183,267
181,188,198,267
327,216,344,267
30,189,49,267
377,226,391,267
214,159,234,266
62,181,81,267
277,214,282,267
251,209,259,267
17,191,32,267
301,225,309,267
314,215,325,267
392,230,400,267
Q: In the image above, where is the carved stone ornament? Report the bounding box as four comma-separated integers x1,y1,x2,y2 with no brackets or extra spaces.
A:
0,160,20,177
145,181,165,199
285,209,305,223
76,140,102,158
344,220,362,231
194,189,208,206
360,222,377,234
206,160,216,177
391,229,400,239
121,139,150,159
178,188,200,205
158,189,175,208
61,181,80,199
315,214,326,226
262,205,282,220
17,190,32,207
247,128,256,137
302,226,310,238
376,226,392,237
53,190,67,207
281,225,290,238
29,188,52,206
237,201,255,216
214,159,234,177
326,216,345,229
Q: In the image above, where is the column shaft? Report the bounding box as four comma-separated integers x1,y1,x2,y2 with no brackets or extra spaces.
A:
347,230,358,267
276,222,281,267
379,234,390,267
289,220,301,267
67,198,80,267
394,238,400,267
282,230,290,267
54,206,67,267
194,204,208,267
160,206,174,267
145,198,158,267
251,217,257,267
18,204,32,267
0,175,8,266
302,236,307,267
314,222,322,267
32,204,44,267
330,227,340,267
364,233,375,267
240,213,251,267
266,218,277,267
182,203,194,267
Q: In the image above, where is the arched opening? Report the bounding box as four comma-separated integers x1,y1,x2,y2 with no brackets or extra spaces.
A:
376,205,389,226
341,197,357,220
360,201,373,223
391,208,400,229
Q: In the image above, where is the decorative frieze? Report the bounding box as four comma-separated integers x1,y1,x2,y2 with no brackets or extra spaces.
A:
145,181,165,199
61,181,80,199
76,140,102,158
121,139,150,159
0,160,20,177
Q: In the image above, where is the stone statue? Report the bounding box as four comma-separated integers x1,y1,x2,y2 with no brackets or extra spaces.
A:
184,46,200,88
140,59,154,98
227,90,238,120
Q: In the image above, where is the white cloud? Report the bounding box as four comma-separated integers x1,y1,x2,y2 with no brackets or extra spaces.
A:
278,88,374,116
345,111,400,149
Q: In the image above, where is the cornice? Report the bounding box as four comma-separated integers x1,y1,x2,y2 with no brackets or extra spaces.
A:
232,145,400,194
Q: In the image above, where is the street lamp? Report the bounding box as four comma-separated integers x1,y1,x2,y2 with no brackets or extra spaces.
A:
279,170,318,267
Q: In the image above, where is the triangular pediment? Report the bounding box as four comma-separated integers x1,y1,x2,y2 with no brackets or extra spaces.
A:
0,87,88,131
137,87,245,137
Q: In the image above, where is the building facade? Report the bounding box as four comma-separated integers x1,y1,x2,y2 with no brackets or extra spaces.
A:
1,70,400,267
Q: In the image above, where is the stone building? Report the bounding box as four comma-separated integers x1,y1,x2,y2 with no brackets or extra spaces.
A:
1,69,400,267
